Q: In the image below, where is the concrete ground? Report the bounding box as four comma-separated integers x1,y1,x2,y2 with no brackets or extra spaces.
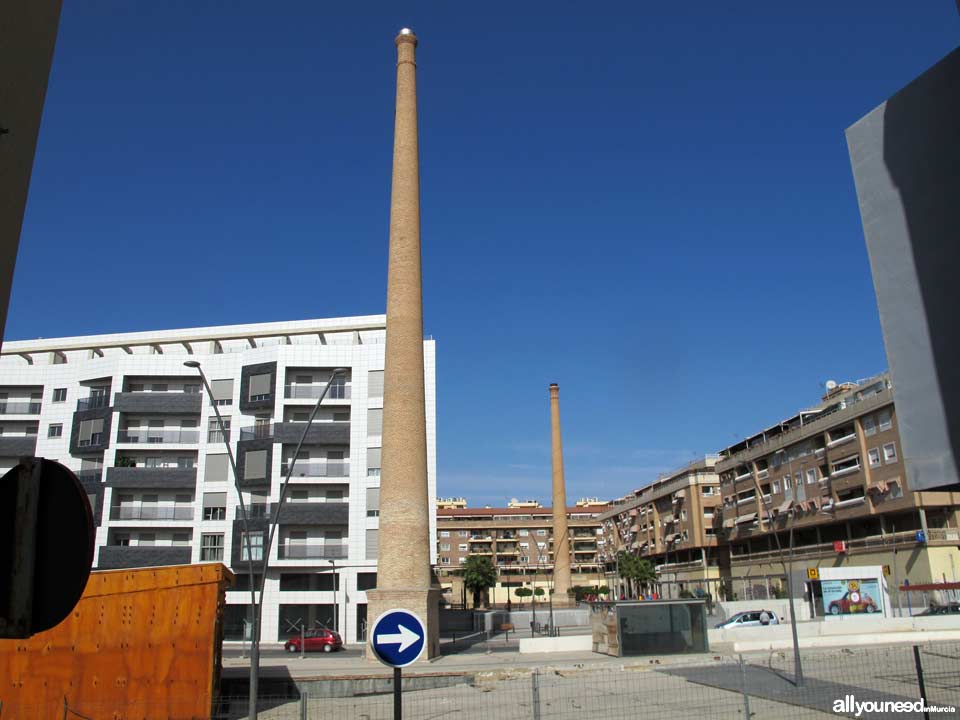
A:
217,637,958,720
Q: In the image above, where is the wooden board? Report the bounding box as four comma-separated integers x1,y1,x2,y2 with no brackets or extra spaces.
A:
0,563,233,719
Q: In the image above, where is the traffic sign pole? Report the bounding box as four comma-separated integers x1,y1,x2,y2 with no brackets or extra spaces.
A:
393,667,402,720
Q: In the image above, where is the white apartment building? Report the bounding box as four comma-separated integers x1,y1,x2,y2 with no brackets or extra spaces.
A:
0,315,437,644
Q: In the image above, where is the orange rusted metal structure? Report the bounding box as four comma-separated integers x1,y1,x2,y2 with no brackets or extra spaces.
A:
0,562,233,719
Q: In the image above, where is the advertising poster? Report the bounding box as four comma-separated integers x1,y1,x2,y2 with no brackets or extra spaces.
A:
821,578,883,616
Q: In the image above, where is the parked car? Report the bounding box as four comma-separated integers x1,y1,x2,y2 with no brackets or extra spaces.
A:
918,602,960,616
714,610,780,629
828,590,878,615
284,628,343,653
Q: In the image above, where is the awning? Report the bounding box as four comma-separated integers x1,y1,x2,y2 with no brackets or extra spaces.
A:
735,512,758,525
774,500,793,514
723,517,736,529
630,524,640,533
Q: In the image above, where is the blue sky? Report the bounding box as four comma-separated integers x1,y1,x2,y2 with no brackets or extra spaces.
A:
9,2,959,506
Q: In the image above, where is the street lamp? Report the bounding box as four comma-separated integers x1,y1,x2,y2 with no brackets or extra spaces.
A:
185,360,347,720
328,559,337,634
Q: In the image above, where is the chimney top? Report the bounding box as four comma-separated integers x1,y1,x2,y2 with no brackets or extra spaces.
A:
395,28,418,46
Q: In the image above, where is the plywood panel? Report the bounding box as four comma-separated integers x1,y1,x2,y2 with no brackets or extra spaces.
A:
0,563,233,719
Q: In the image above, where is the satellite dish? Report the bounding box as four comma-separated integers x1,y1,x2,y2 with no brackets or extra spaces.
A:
825,380,838,390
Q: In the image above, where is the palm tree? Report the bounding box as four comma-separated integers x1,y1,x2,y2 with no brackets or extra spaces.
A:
617,551,657,597
462,555,497,609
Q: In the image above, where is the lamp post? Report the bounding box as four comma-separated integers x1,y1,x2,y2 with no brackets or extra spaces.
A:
185,361,346,720
328,559,337,634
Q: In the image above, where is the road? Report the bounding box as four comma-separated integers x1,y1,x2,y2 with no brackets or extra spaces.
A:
223,646,364,660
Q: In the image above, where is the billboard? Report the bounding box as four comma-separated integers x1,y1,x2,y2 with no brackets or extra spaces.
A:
821,578,883,616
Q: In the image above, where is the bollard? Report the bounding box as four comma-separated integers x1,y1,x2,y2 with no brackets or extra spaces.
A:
738,654,752,720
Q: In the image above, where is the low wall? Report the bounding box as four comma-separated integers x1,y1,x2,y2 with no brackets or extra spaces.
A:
711,614,960,646
714,599,812,623
518,635,593,654
480,608,590,633
733,629,960,653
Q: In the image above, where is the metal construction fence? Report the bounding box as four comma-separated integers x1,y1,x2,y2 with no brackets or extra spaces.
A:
3,641,958,719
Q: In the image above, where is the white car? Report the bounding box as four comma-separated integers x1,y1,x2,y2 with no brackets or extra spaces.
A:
715,610,780,629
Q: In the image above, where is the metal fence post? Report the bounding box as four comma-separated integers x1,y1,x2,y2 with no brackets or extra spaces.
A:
738,654,752,720
912,646,930,720
531,668,542,720
299,692,308,720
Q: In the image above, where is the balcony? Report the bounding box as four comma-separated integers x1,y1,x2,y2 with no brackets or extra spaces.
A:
114,391,202,414
97,545,191,570
77,395,110,411
284,384,352,400
236,501,348,525
469,535,493,542
106,467,197,489
280,461,348,478
117,429,200,444
277,543,347,560
238,421,349,445
0,435,37,456
109,506,194,521
0,401,41,415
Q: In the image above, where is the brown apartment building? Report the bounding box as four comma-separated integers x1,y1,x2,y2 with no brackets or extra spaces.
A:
599,456,723,598
715,373,960,605
435,499,608,607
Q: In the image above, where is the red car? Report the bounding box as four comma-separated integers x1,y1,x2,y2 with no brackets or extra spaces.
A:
284,628,343,653
828,590,878,615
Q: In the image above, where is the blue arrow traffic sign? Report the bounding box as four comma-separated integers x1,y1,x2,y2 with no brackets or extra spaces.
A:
370,608,426,668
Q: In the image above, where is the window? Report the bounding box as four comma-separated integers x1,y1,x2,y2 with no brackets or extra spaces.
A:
202,492,226,520
293,411,309,422
862,415,877,436
440,530,450,537
211,379,233,406
366,487,380,517
177,456,194,468
172,532,190,546
151,383,168,393
868,448,881,468
114,533,130,546
138,533,156,546
772,480,780,493
889,481,903,499
201,533,224,561
831,455,861,477
883,442,898,463
459,530,469,537
184,384,200,394
204,454,229,483
519,529,529,536
357,572,377,591
440,557,450,565
701,486,716,496
536,529,547,537
53,388,67,403
367,409,383,436
241,532,264,560
794,472,802,488
458,544,468,551
244,450,268,481
208,417,230,443
877,410,892,431
783,476,791,489
440,543,451,551
367,447,381,477
333,411,350,422
680,509,687,520
249,373,272,401
806,469,817,485
368,370,384,399
48,424,63,438
130,383,144,392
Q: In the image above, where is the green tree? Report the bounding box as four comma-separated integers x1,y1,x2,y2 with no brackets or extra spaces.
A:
617,552,657,597
515,586,533,607
533,587,545,597
462,555,497,609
